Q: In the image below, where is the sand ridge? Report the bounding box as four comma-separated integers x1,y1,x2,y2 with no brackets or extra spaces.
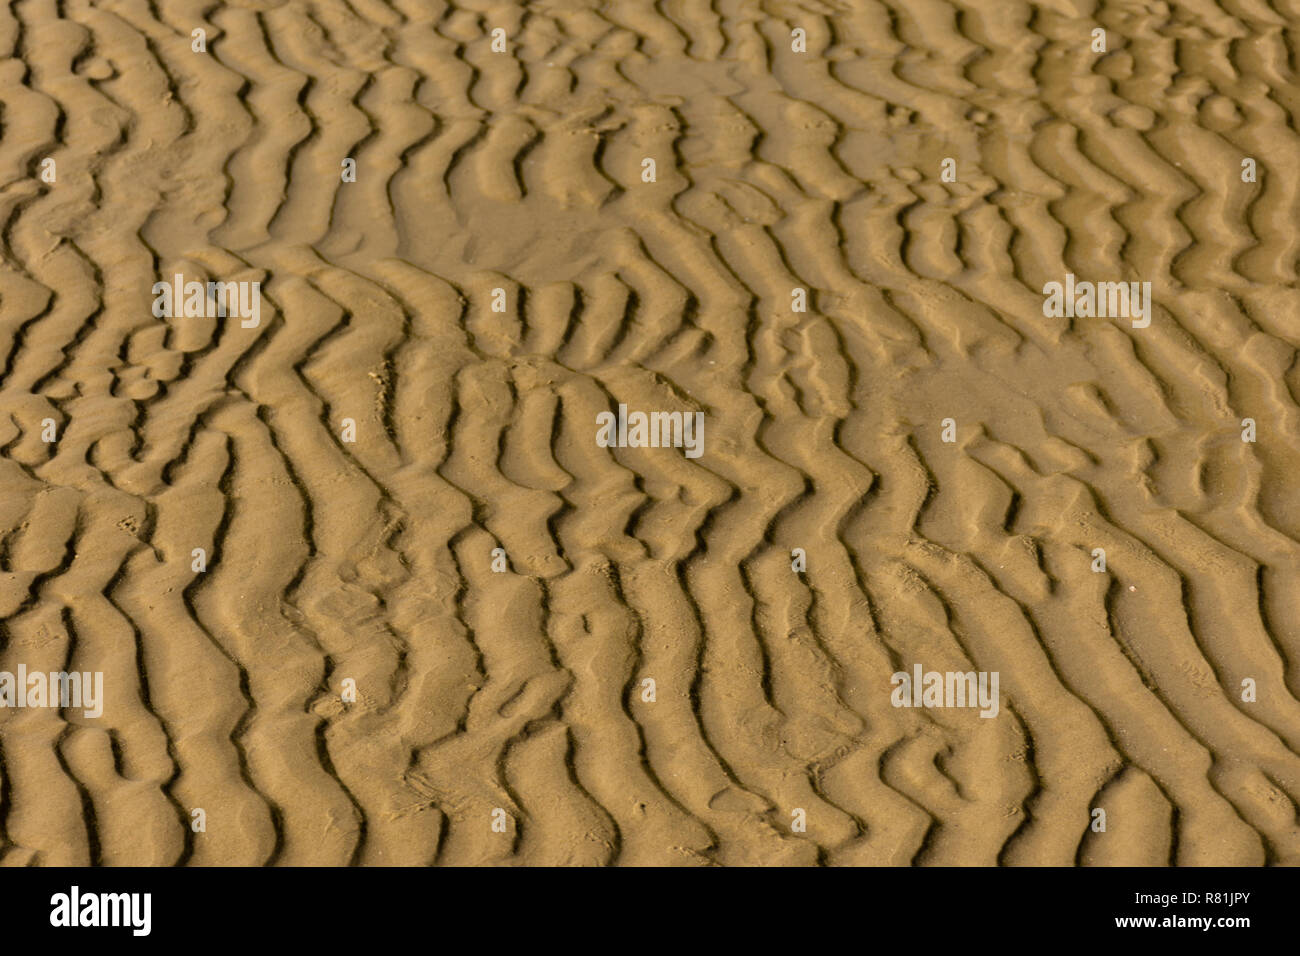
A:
0,0,1296,866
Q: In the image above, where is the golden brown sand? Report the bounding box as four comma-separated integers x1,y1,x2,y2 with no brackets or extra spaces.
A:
0,0,1297,866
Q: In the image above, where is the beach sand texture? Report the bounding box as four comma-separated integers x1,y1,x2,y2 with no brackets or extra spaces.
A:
0,0,1298,865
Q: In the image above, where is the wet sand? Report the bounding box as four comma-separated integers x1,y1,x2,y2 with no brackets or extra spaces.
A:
0,0,1297,866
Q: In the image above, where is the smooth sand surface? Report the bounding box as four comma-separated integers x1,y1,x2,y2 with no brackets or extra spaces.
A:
0,0,1297,866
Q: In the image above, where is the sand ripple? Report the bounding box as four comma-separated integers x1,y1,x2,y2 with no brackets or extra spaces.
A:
0,0,1297,866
